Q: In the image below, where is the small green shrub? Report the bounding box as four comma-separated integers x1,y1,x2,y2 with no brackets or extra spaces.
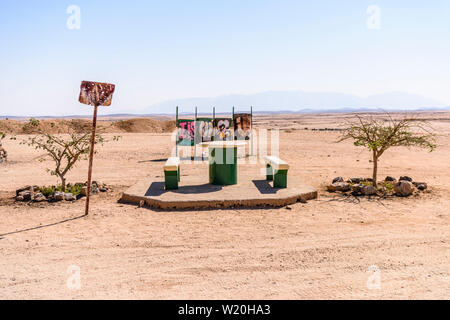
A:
40,186,57,198
40,183,84,197
66,184,83,197
381,181,394,191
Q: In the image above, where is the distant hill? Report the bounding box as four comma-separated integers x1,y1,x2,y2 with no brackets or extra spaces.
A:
0,118,175,134
1,90,448,118
144,90,449,114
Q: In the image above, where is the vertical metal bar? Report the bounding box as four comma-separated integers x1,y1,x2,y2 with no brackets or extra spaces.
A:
251,106,254,156
85,105,98,215
232,106,235,140
176,106,179,157
212,107,215,142
194,106,197,161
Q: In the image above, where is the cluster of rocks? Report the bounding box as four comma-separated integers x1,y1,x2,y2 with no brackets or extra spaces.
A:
15,181,109,203
327,177,378,196
82,181,109,194
387,176,427,197
327,176,427,197
15,186,48,202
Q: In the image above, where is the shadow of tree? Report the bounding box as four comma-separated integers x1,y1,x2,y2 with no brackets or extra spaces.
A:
320,191,392,207
321,193,361,204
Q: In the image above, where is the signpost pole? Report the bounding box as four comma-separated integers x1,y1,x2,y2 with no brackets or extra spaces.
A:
85,104,98,215
79,80,115,216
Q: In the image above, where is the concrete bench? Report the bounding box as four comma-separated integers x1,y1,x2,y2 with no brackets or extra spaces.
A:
263,156,289,188
164,157,180,190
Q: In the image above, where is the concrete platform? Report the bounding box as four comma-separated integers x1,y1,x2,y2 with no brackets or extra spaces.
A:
120,169,317,210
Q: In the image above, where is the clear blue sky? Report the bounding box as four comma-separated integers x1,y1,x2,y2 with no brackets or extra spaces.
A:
1,0,449,116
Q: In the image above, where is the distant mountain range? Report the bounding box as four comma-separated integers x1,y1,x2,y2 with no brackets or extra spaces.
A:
145,90,449,114
1,90,449,119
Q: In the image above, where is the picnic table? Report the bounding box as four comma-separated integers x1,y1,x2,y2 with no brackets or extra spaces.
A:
200,141,247,185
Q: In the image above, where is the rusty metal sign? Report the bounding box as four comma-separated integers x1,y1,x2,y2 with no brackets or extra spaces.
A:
79,81,115,107
78,80,116,216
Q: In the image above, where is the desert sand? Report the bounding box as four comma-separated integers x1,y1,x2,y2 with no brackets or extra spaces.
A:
1,112,450,299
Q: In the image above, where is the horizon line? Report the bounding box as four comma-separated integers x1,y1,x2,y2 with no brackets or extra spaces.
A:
2,106,450,119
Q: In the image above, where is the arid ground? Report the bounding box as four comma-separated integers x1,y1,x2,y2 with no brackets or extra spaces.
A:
1,112,450,299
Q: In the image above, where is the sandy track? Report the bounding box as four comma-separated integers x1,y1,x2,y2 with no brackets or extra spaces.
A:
1,113,450,299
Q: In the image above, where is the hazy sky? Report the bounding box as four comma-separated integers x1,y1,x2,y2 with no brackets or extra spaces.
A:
1,0,450,116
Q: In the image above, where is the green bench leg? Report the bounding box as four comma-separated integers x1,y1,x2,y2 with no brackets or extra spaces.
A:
165,170,179,190
273,169,288,188
266,164,273,181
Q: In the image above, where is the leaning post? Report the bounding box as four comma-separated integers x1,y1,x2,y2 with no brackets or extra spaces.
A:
85,104,98,215
78,81,116,216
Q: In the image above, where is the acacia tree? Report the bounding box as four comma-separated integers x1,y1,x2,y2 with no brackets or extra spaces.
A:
22,119,116,191
339,114,436,186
